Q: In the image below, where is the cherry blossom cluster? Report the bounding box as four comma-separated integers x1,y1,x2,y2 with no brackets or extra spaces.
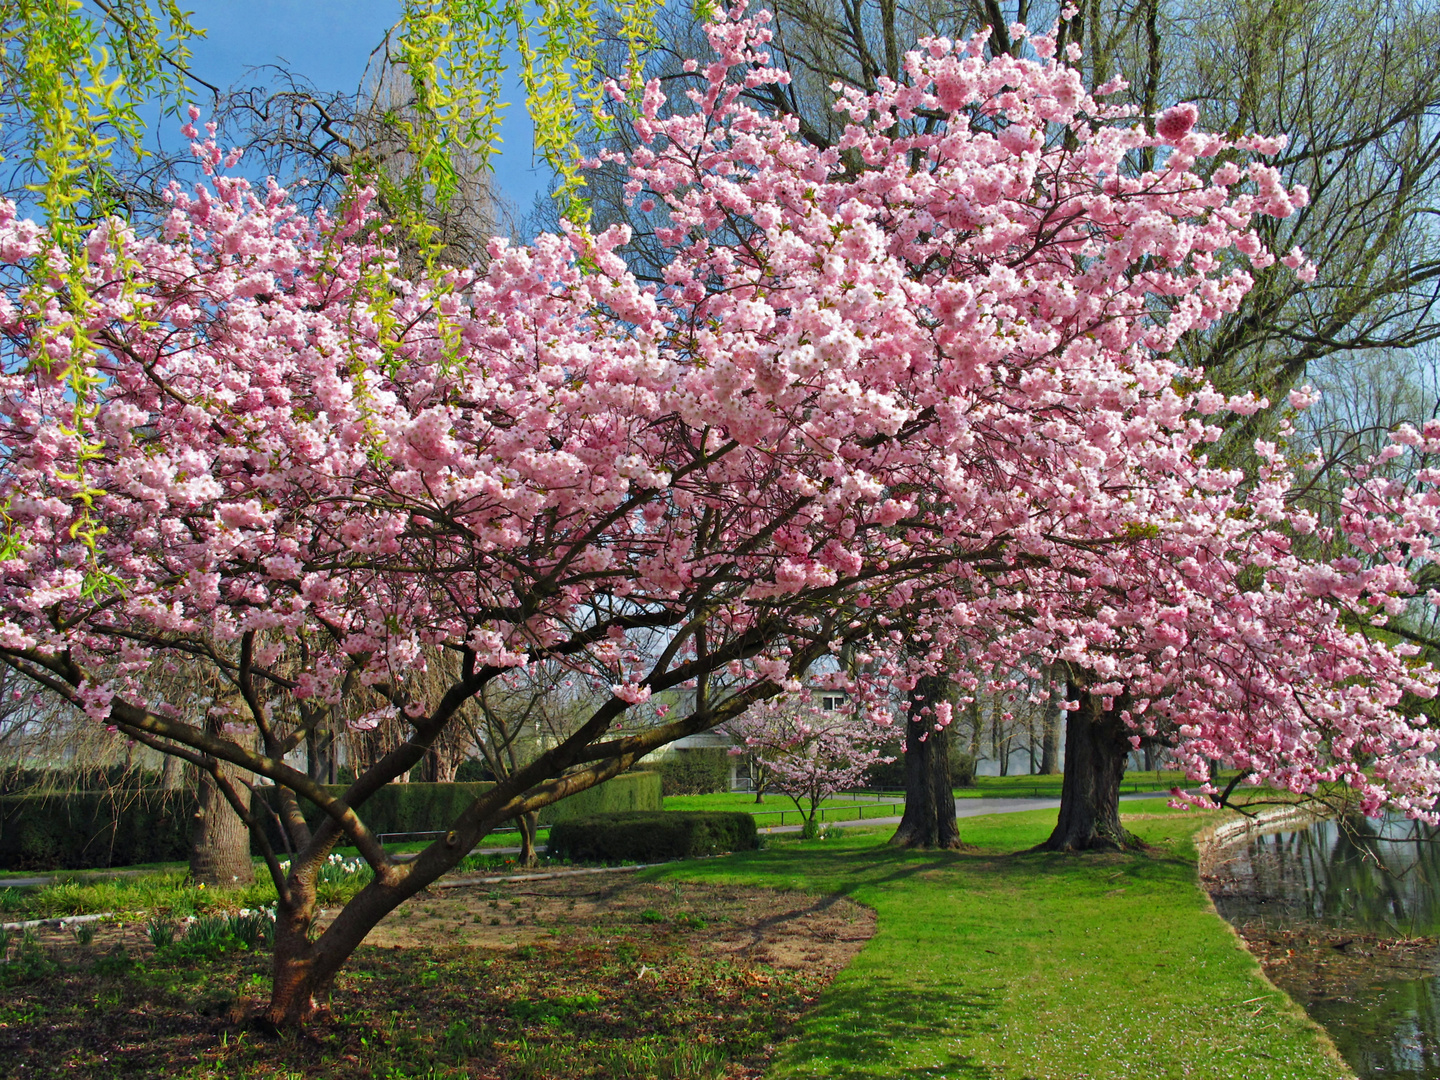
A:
0,1,1434,845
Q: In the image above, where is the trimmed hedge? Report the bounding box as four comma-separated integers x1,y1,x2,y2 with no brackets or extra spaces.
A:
0,766,166,797
653,749,731,796
0,791,191,871
546,810,758,862
540,771,662,825
261,770,663,840
0,771,664,870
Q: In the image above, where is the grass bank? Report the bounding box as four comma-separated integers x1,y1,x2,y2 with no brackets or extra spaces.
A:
649,800,1350,1080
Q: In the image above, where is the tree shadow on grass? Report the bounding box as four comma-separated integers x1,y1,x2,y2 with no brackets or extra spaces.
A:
992,845,1200,891
662,843,977,899
770,974,1005,1080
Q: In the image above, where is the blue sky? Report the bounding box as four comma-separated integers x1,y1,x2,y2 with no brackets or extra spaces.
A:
178,1,552,222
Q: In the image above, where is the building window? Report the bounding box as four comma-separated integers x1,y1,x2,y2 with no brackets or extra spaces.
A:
820,694,846,711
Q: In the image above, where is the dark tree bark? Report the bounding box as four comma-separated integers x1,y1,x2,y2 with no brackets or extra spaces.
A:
1036,680,1139,852
306,723,337,785
190,757,256,887
889,674,961,849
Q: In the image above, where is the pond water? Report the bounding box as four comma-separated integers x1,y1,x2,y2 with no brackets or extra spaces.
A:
1211,814,1440,1079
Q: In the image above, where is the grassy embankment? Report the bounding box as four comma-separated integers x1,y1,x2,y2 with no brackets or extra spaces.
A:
650,801,1350,1080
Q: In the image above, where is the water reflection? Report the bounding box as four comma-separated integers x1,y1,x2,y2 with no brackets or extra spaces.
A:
1214,815,1440,935
1308,978,1440,1080
1212,814,1440,1080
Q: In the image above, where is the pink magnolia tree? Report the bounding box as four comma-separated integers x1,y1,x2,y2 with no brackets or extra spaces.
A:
725,693,893,836
0,2,1429,1022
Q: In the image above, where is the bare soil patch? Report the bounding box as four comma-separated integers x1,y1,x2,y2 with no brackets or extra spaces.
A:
346,873,875,972
0,871,874,1079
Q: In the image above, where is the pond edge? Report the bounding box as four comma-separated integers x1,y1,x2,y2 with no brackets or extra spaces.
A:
1192,802,1357,1079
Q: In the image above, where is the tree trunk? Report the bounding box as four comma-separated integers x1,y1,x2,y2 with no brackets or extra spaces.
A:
517,810,540,867
159,751,183,791
265,838,467,1025
419,744,461,783
190,757,256,887
307,723,337,785
992,696,1010,776
265,866,332,1027
1039,687,1061,775
889,675,961,849
967,698,982,762
1035,681,1138,852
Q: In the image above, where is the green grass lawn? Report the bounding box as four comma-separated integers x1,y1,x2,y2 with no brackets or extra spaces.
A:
646,800,1351,1080
0,827,543,885
664,792,906,828
957,770,1211,799
663,792,895,811
666,770,1228,813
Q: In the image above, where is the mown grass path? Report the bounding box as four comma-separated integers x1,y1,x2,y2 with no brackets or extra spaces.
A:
649,802,1353,1080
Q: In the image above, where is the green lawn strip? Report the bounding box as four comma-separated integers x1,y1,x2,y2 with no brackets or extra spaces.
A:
663,772,1241,812
1,872,286,920
0,859,184,882
664,792,902,812
1,849,613,920
0,829,542,889
646,801,1350,1080
665,792,906,828
956,771,1241,799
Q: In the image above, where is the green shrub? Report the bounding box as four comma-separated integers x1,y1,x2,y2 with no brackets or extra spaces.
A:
652,749,731,796
0,791,191,871
546,810,758,862
146,917,177,950
454,758,493,783
173,914,232,960
261,770,661,840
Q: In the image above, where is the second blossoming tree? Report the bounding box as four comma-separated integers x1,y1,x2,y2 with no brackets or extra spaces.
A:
726,694,894,836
